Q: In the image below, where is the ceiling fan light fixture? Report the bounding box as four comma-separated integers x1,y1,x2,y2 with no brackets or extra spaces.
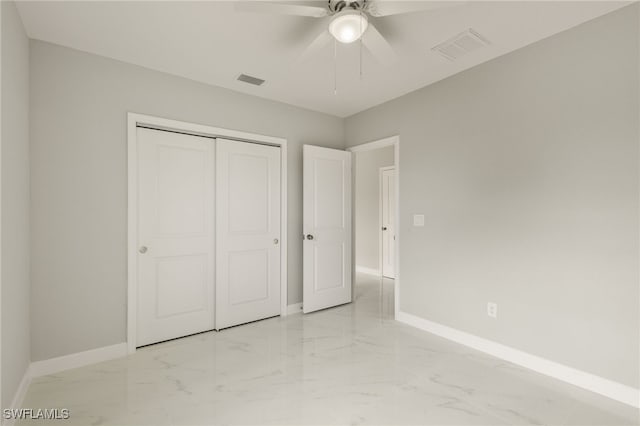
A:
329,10,368,44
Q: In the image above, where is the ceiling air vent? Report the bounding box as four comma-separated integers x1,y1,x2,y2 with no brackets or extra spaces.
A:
432,29,490,61
237,73,265,86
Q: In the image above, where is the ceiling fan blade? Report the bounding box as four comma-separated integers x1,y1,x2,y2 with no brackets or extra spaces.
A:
297,29,333,63
235,1,329,18
362,23,396,65
367,1,465,17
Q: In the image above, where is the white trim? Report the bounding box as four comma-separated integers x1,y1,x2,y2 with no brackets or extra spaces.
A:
279,139,289,318
2,344,128,425
348,136,397,153
286,303,303,315
397,311,640,408
29,343,128,378
130,114,285,146
127,113,289,353
355,265,380,276
9,367,30,409
127,115,137,355
348,136,400,317
3,366,32,425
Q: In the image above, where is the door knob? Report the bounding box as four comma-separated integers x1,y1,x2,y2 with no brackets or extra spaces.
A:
306,234,314,240
139,246,148,254
382,227,388,231
274,238,279,245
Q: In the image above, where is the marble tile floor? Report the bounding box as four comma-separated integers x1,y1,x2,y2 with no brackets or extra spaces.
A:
19,274,639,425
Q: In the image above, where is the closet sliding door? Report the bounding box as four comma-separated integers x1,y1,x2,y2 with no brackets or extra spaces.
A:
136,127,215,347
136,129,282,346
215,139,281,330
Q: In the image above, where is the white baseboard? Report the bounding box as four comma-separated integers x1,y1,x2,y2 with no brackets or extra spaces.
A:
287,302,303,315
3,343,128,425
355,265,380,276
29,343,128,378
397,311,639,408
3,365,34,426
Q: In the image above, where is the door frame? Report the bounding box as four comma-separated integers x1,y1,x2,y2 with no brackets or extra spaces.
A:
347,136,400,318
379,166,395,279
127,112,288,354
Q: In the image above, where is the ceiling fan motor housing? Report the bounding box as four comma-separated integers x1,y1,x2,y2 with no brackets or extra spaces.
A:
328,0,366,14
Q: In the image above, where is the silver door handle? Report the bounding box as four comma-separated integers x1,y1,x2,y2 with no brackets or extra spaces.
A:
139,246,148,254
274,238,279,245
306,234,314,240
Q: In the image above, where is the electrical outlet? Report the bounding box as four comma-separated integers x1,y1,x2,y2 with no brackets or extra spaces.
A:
413,214,425,227
487,302,498,318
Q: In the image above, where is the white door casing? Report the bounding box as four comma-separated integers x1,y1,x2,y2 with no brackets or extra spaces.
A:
215,139,281,329
381,167,395,279
346,135,399,317
128,113,289,353
136,127,215,347
303,145,352,314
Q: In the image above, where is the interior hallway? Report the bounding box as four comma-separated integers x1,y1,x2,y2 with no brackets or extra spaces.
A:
18,274,638,425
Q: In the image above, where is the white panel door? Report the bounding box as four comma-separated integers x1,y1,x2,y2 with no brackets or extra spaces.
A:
303,145,352,313
216,139,281,329
137,127,215,347
381,167,395,279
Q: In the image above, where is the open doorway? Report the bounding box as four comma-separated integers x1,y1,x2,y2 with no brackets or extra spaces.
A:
349,137,399,319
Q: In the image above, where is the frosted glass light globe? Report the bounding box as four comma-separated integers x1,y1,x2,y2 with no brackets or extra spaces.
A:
329,10,368,44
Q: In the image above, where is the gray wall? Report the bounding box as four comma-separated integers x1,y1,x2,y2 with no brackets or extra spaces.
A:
29,41,344,361
355,147,394,271
1,1,31,408
345,4,639,387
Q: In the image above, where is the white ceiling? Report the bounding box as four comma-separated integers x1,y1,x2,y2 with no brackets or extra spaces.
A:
16,1,630,117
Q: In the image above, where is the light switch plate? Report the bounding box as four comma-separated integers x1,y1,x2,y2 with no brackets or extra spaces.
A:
413,214,425,227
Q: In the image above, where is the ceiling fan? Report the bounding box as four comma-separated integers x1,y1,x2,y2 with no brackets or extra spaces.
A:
236,1,461,66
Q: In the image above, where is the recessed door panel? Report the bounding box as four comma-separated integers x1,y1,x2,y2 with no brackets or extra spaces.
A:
216,139,281,329
228,153,270,234
228,249,270,305
313,158,344,229
137,127,215,347
156,255,207,318
314,243,344,291
156,145,207,236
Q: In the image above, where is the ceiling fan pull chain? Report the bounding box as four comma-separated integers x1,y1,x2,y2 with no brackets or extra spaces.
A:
334,38,338,95
359,10,363,80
